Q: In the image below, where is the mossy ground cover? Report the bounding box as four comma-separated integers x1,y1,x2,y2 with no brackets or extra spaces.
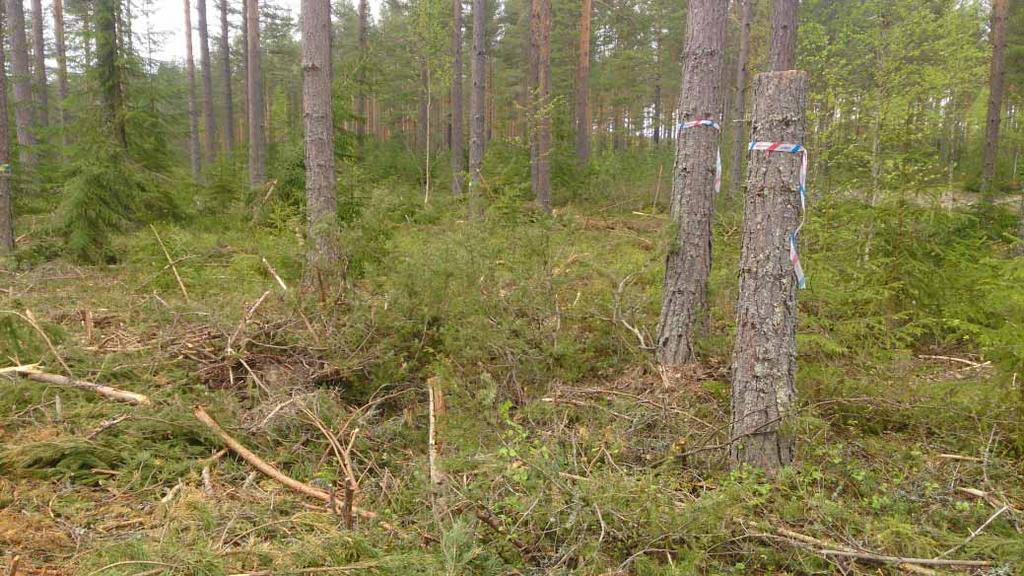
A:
1,167,1023,575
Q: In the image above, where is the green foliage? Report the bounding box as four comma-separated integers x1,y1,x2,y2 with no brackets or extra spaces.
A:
58,152,179,263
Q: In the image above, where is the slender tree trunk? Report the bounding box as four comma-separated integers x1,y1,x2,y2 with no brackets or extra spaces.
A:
241,0,249,145
535,0,551,211
770,0,797,71
53,0,70,148
574,0,591,167
7,0,36,169
357,0,368,140
419,60,429,151
30,0,46,129
247,0,266,187
655,0,728,366
185,0,202,180
0,1,14,252
529,0,539,198
727,0,753,199
219,0,234,151
981,0,1009,198
198,0,218,159
653,38,661,146
302,0,341,285
468,0,485,213
451,0,464,195
730,71,807,473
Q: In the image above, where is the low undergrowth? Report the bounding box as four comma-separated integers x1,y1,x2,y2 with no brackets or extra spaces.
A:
1,172,1023,575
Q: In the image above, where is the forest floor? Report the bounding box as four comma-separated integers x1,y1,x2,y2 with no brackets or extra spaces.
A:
1,184,1023,575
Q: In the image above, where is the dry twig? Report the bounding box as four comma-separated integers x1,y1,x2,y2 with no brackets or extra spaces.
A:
2,366,152,406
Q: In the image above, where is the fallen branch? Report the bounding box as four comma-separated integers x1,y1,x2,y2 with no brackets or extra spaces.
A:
820,550,990,568
938,505,1009,559
151,225,190,303
193,406,377,522
262,257,289,292
2,367,151,406
918,355,986,368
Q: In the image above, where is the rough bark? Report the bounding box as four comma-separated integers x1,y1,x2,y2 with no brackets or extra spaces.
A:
532,0,540,198
96,0,124,147
981,0,1009,198
534,0,551,212
655,0,728,366
30,0,45,129
468,0,485,212
185,0,202,180
219,0,234,151
357,0,368,140
769,0,797,71
198,0,218,159
302,0,341,284
730,71,808,473
241,0,249,144
0,1,13,252
53,0,70,147
7,0,36,169
574,0,591,167
451,0,464,196
246,0,266,187
728,0,753,199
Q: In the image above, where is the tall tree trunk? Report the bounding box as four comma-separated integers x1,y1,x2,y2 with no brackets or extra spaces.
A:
529,0,539,198
981,0,1009,198
53,0,70,148
0,1,14,252
730,71,807,473
184,0,202,180
468,0,485,213
769,0,797,71
357,0,368,140
7,0,36,169
727,0,753,199
535,0,551,211
241,0,249,145
574,0,591,167
655,0,728,366
219,0,234,151
246,0,266,187
198,0,218,160
302,0,340,284
451,0,464,195
653,37,661,146
96,0,124,147
30,0,46,129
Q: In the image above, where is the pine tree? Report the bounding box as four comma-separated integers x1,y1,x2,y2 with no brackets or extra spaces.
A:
185,0,202,179
982,0,1009,197
0,0,14,252
770,0,797,71
534,0,550,212
302,0,341,285
727,0,753,199
30,0,47,129
655,0,728,366
468,0,485,212
53,0,70,148
246,0,266,187
198,0,218,159
7,0,36,169
219,0,234,151
574,0,591,167
451,0,464,196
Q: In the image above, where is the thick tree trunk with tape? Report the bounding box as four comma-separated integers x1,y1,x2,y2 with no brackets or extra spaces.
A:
728,0,753,199
730,71,807,473
0,2,13,252
302,0,341,286
981,0,1008,198
770,0,797,71
655,0,728,366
